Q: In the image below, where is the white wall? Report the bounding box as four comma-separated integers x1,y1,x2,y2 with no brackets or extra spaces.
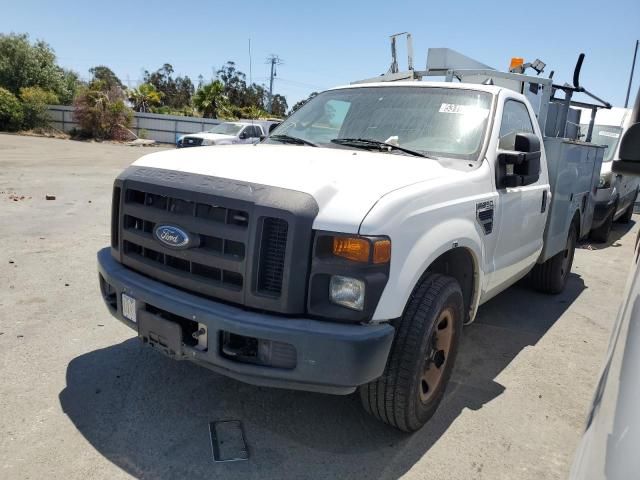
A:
47,106,222,144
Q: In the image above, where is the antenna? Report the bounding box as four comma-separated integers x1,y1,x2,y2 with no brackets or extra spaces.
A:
249,38,254,128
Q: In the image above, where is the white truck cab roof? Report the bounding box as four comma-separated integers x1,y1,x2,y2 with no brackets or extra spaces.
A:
329,80,504,96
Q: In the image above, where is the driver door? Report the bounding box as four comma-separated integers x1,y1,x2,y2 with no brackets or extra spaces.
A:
488,97,549,292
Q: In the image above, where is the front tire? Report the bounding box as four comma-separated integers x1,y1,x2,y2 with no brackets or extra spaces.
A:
531,224,577,294
359,274,463,432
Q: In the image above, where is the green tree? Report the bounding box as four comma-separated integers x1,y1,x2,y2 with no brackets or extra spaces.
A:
0,33,70,101
270,94,288,117
0,87,23,131
245,83,267,110
143,63,194,109
73,85,132,140
193,80,227,118
19,86,59,129
88,65,123,91
216,61,248,107
290,92,318,114
128,83,162,112
58,69,83,105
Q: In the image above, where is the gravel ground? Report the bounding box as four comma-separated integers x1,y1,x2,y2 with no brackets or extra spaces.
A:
1,133,636,480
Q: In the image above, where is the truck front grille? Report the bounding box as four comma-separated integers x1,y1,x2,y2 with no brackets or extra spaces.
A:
111,168,318,314
115,183,303,311
180,136,203,147
118,187,254,304
257,217,289,295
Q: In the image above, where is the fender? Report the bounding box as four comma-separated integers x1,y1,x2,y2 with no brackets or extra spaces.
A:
359,161,494,323
365,214,486,323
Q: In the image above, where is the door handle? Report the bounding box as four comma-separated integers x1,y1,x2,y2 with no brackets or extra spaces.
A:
541,190,548,213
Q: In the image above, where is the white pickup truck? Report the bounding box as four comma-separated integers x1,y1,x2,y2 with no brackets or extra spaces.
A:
98,62,606,431
176,120,279,148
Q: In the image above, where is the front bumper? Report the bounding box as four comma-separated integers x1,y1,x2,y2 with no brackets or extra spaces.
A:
97,248,394,394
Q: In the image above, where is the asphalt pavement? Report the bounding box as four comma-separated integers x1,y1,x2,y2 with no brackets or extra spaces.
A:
1,134,636,479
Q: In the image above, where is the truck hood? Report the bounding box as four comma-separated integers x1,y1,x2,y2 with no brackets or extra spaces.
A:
132,144,457,232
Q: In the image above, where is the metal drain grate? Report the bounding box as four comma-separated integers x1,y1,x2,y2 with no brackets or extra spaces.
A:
209,420,249,462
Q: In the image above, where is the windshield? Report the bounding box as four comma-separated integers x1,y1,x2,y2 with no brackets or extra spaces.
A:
267,86,492,160
206,123,243,135
580,124,623,162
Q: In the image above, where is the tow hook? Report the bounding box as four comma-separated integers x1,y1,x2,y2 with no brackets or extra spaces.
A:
192,327,207,340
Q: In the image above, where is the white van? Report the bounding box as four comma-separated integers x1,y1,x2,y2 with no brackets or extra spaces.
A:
583,107,639,241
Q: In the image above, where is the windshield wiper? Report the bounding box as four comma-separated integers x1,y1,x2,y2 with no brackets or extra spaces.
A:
330,138,430,158
269,134,318,147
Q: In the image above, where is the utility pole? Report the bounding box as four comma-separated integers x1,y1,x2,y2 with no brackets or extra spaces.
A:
625,40,639,108
266,54,283,114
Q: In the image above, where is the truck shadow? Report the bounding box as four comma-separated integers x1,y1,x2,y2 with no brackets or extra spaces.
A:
59,274,585,480
577,220,635,250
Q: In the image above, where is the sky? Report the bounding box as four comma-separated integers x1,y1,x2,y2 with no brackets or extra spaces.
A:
1,0,639,109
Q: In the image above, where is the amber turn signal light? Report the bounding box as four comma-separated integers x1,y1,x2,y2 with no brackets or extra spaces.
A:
373,239,391,264
332,237,391,264
333,237,370,263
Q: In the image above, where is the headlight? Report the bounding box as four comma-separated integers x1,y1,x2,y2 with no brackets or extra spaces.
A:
329,275,365,311
308,232,391,322
598,172,612,188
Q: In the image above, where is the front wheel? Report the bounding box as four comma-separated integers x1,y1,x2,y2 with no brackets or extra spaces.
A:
530,224,577,294
359,273,463,432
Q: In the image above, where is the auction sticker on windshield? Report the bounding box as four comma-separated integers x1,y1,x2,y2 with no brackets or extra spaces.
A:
439,103,489,118
599,131,620,138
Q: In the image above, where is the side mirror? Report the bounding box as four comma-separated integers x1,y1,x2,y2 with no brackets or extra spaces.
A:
612,123,640,175
497,133,541,188
239,131,248,140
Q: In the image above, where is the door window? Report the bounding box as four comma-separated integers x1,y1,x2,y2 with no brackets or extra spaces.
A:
499,100,534,150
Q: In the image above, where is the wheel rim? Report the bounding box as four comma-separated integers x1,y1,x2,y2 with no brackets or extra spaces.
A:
420,308,455,404
560,230,576,280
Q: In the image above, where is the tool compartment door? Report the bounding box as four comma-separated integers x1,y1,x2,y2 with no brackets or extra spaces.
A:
540,138,604,261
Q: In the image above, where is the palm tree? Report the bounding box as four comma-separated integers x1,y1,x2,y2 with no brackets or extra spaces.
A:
128,83,162,112
193,80,227,118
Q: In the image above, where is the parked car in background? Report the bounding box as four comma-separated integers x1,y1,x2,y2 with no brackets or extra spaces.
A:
581,107,639,242
176,120,280,148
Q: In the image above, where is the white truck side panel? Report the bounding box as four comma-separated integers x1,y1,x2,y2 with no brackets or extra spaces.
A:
360,162,493,322
540,139,604,260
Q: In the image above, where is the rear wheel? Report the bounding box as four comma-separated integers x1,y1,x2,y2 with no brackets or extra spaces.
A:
617,193,636,224
531,224,577,294
359,274,463,432
590,206,614,243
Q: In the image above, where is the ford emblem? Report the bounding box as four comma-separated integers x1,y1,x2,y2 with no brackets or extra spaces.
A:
154,225,192,249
